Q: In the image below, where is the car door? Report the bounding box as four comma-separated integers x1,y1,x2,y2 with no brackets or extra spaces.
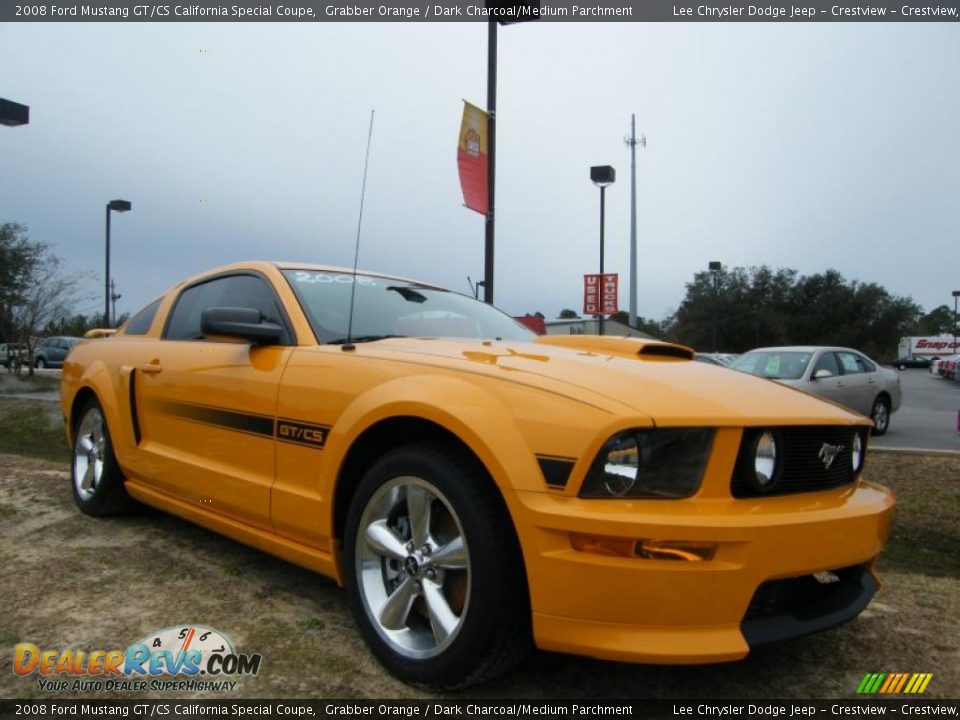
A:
53,339,69,365
134,272,295,530
855,353,884,412
806,350,850,405
834,350,872,416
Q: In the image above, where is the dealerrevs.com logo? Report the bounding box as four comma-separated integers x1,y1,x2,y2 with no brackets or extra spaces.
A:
13,625,261,693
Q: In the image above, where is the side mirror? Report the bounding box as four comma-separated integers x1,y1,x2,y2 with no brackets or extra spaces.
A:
201,307,283,345
812,368,833,380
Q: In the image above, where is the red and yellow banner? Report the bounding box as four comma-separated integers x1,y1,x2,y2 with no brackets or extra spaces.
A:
457,101,489,215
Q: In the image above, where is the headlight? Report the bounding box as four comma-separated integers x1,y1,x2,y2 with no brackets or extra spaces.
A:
579,428,714,499
748,430,781,493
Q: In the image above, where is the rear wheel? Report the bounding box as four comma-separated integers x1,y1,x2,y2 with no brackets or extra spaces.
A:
343,444,529,689
72,399,137,516
870,396,891,436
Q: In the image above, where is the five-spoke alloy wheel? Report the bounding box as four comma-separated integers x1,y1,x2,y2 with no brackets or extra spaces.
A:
356,476,470,659
344,444,529,689
71,398,136,516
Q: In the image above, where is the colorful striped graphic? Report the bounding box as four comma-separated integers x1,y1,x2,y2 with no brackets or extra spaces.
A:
857,673,933,694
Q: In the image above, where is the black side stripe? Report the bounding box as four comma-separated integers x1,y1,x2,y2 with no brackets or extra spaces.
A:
152,399,328,449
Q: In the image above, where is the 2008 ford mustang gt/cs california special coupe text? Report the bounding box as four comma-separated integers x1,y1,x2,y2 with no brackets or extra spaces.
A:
61,262,895,688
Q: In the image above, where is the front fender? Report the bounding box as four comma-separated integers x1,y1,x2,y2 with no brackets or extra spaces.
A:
322,373,535,499
60,358,132,453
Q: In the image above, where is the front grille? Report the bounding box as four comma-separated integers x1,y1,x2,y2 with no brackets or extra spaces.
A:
732,426,865,498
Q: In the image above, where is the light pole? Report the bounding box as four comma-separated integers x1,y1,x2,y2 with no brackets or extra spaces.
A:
591,165,616,336
709,261,721,352
105,200,132,327
0,98,29,126
481,2,539,305
952,290,960,354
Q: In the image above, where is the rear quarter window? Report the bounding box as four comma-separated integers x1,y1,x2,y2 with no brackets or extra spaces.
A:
125,299,162,336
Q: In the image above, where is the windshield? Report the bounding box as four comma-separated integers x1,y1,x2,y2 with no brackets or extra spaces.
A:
283,270,536,344
730,350,813,380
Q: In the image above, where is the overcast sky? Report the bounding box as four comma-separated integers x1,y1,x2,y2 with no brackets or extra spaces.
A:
2,21,959,324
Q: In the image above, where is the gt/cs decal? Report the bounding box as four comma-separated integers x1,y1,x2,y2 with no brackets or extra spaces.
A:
153,400,329,450
276,419,327,448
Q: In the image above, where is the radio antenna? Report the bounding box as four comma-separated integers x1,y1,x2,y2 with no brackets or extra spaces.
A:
343,109,375,352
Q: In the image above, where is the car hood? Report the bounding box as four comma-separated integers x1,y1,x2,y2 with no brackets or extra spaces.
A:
353,336,864,426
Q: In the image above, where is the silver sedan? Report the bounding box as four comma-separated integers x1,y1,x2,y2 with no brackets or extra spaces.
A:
730,346,902,435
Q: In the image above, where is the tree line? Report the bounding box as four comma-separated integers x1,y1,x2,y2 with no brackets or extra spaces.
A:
661,265,928,361
558,265,947,362
0,223,102,375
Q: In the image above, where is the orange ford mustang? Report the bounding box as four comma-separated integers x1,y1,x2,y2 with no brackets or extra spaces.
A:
61,262,895,688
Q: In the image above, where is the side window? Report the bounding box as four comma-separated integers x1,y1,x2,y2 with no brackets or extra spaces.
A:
837,352,863,375
857,355,876,373
164,274,289,343
813,352,840,376
125,299,162,336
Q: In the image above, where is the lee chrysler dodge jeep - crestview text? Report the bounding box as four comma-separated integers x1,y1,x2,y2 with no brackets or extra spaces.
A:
60,262,895,688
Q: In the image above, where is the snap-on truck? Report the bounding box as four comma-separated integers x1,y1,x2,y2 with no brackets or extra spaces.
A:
898,336,960,360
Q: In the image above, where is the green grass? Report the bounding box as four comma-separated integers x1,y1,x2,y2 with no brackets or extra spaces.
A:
0,398,70,462
867,452,960,578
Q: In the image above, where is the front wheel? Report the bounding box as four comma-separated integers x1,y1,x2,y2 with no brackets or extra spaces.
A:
870,396,891,436
35,357,46,369
72,399,137,516
343,445,530,689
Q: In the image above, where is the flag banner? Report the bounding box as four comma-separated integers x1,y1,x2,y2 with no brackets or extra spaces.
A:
584,273,618,316
457,100,489,215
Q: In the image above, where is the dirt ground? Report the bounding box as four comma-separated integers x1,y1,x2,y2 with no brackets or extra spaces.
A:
0,451,957,700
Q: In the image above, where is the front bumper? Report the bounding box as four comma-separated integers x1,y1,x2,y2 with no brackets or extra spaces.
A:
507,480,894,664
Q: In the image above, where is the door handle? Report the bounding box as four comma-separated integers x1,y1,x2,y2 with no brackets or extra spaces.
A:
139,360,163,375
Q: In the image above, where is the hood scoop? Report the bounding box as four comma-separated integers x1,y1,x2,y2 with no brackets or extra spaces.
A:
534,335,694,361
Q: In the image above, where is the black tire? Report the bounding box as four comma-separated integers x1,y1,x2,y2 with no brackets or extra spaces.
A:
870,396,891,436
35,357,46,369
71,398,137,516
343,444,530,689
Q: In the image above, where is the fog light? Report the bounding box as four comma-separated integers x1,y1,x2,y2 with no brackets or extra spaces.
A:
570,533,637,558
570,534,718,561
637,539,717,562
751,430,780,492
851,432,865,475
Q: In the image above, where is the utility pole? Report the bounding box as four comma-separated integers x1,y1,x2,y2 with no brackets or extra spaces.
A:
624,114,646,328
110,279,122,327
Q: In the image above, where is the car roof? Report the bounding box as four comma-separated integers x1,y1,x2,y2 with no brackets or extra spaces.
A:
743,346,862,353
176,261,444,292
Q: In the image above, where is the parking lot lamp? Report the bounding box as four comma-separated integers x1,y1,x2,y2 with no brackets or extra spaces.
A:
591,166,616,336
0,98,29,126
105,200,132,327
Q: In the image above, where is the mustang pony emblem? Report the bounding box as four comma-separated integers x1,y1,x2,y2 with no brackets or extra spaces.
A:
818,442,844,469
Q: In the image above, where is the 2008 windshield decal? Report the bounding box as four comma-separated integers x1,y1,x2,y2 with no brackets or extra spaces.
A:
293,271,378,286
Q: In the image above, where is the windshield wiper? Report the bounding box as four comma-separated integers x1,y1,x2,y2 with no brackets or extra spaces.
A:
327,334,407,345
